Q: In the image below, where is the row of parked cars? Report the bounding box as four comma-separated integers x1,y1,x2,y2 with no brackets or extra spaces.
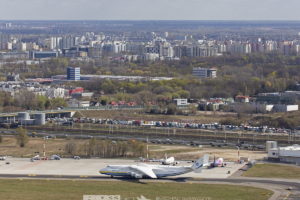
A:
30,154,61,162
47,117,294,135
30,154,81,162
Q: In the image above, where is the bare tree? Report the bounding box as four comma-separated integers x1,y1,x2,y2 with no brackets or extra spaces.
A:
16,128,29,148
65,142,77,155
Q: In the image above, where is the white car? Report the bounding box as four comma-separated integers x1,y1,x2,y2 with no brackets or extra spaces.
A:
50,155,61,160
0,156,6,160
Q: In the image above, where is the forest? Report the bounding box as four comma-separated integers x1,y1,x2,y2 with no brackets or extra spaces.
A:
75,53,300,104
0,53,299,110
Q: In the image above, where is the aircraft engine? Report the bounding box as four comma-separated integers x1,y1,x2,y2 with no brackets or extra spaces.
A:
130,172,143,179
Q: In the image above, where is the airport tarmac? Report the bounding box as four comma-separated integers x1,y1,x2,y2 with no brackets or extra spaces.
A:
0,158,244,178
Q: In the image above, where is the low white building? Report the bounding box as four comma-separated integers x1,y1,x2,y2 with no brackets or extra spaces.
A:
268,144,300,165
251,104,274,113
68,99,90,108
173,99,188,106
235,103,299,113
273,104,299,112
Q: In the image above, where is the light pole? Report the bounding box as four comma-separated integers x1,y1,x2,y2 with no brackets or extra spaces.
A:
237,146,240,162
43,137,48,158
146,137,149,160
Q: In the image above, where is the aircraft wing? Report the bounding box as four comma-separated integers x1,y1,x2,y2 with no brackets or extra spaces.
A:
129,165,157,179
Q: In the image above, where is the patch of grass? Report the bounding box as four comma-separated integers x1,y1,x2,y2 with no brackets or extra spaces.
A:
148,145,164,150
243,163,300,179
0,179,272,200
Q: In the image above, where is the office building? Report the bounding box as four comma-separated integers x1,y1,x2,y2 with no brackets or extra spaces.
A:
30,51,58,59
192,67,217,78
67,67,81,81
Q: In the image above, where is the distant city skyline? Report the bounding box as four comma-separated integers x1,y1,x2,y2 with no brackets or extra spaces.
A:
0,0,299,21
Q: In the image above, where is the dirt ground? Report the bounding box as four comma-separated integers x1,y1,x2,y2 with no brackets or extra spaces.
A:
0,136,266,161
0,137,86,157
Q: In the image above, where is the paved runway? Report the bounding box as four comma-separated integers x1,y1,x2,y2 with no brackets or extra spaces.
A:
0,158,243,178
1,158,300,199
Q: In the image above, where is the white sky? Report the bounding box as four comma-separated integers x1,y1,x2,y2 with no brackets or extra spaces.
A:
0,0,299,20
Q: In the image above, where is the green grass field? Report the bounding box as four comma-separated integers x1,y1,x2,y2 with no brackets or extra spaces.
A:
0,179,273,200
243,163,300,179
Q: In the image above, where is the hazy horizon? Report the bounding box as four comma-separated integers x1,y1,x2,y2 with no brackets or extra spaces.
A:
0,0,299,21
1,19,299,22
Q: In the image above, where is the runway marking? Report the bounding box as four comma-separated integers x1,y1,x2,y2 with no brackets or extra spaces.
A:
16,160,44,170
283,192,291,200
28,174,37,177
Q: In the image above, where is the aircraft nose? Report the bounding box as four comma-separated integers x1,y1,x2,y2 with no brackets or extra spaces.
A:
99,167,108,174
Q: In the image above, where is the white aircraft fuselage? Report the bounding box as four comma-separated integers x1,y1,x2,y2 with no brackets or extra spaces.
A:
100,155,209,179
100,164,192,178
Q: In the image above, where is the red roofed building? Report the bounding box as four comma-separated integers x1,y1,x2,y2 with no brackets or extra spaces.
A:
235,95,250,103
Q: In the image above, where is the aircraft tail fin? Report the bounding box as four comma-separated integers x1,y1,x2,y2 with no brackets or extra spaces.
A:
191,154,209,173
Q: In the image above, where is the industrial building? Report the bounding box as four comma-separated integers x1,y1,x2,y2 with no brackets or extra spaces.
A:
267,141,300,165
18,112,46,126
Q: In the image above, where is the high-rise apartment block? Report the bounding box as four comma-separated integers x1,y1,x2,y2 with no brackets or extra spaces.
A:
0,33,11,50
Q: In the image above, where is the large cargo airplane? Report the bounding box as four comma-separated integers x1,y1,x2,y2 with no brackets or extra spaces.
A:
100,155,209,179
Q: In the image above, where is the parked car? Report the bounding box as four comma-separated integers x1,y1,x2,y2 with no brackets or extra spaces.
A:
74,156,80,160
50,155,61,160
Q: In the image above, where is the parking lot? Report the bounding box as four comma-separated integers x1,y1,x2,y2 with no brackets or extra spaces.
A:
52,117,294,135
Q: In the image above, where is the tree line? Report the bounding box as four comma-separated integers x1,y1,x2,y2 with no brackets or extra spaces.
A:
65,138,147,158
0,90,67,112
